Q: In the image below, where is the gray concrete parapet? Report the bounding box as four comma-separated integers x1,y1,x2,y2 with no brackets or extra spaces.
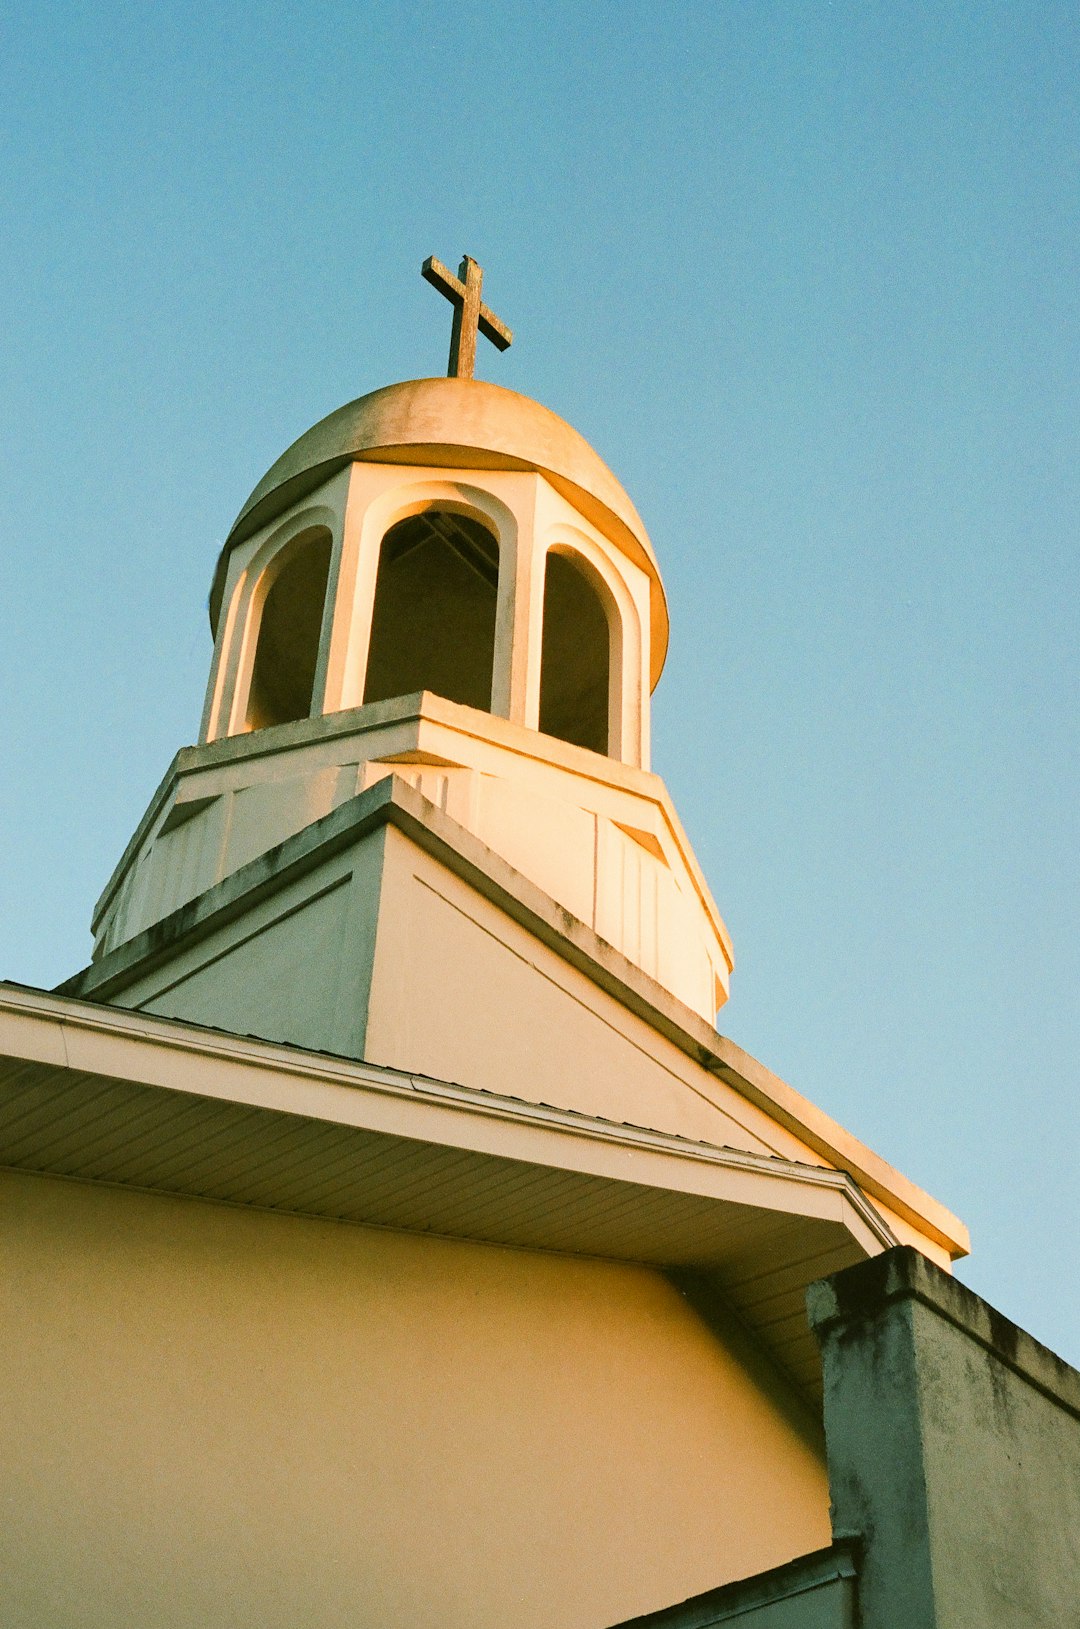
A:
807,1245,1080,1628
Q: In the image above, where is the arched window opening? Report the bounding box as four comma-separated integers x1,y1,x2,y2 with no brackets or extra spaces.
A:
364,511,499,711
538,551,612,756
245,532,331,731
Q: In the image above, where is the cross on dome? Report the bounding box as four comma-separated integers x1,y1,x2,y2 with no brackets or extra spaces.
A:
422,254,513,380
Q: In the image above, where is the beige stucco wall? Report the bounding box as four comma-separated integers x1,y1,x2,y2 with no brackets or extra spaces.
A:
2,1168,830,1629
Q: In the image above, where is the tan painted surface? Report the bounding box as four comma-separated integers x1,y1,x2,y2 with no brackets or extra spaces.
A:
367,823,761,1145
140,870,361,1048
66,773,965,1270
2,1169,830,1629
1,981,894,1398
100,805,821,1162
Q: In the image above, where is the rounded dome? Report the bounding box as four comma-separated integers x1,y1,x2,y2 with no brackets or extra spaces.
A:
212,377,669,686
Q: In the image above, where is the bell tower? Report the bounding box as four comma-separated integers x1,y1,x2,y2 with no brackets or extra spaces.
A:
72,259,734,1083
198,373,660,771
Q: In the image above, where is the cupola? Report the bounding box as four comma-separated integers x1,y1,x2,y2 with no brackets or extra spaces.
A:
200,375,667,768
85,261,734,1025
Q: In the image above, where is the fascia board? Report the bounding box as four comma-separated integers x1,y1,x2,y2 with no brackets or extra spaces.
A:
0,982,892,1255
610,1541,858,1628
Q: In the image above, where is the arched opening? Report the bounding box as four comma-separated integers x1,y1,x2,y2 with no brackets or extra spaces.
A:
364,510,499,711
538,551,613,755
245,531,332,731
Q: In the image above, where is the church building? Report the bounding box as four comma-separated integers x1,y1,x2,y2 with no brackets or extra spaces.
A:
2,259,1076,1629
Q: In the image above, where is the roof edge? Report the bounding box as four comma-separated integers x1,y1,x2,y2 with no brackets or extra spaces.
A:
61,775,966,1260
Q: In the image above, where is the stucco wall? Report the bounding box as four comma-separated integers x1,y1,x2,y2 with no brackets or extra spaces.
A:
2,1168,830,1629
808,1247,1080,1629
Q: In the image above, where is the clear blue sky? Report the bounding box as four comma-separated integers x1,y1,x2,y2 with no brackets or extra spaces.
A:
2,2,1077,1362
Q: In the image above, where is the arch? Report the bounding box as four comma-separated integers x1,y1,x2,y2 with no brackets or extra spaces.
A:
538,546,619,756
202,504,340,743
363,507,500,712
243,527,332,731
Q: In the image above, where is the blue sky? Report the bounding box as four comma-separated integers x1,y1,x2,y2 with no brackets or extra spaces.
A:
2,2,1077,1362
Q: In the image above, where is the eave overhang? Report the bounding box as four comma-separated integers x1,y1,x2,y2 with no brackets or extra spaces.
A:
67,769,969,1265
1,983,893,1402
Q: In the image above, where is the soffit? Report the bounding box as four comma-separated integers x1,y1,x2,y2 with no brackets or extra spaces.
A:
0,985,889,1405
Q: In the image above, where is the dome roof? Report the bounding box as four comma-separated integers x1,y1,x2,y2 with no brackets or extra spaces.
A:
212,377,669,685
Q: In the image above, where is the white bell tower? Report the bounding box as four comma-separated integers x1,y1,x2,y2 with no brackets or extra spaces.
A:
75,262,734,1073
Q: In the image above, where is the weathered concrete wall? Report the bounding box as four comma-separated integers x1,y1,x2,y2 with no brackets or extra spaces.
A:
808,1246,1080,1629
2,1168,830,1629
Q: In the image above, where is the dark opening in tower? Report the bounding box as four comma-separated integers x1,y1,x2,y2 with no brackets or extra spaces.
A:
538,551,612,755
364,511,499,711
245,530,332,731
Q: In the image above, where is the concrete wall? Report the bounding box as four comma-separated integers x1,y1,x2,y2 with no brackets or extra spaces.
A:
808,1246,1080,1629
2,1168,831,1629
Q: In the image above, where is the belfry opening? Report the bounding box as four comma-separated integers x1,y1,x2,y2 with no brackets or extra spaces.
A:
364,510,499,712
538,550,612,756
245,529,331,731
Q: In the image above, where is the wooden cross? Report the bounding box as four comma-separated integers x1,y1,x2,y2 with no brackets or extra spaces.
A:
422,254,513,380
